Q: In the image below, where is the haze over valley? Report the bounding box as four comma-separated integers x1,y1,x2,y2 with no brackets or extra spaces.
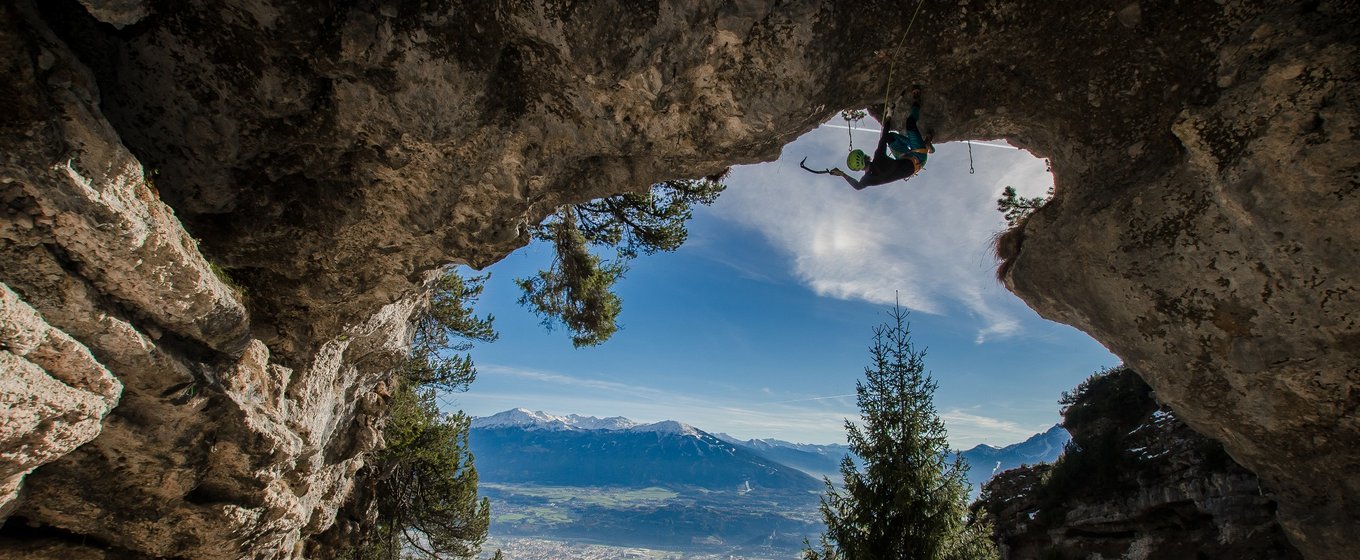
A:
467,409,1066,557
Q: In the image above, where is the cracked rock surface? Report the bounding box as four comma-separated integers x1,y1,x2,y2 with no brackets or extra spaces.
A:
0,1,1355,558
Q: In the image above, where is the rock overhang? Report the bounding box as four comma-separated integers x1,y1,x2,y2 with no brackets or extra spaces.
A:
1,1,1356,558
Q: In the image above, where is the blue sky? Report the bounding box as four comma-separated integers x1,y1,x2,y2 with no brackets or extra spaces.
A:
446,114,1119,448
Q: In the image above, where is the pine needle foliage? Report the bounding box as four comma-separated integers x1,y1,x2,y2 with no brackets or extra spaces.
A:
355,269,499,559
516,208,626,347
518,177,725,347
805,306,997,560
374,386,491,559
573,178,725,259
995,185,1053,228
401,272,498,392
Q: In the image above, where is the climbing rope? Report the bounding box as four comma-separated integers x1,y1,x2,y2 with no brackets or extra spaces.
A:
881,0,929,120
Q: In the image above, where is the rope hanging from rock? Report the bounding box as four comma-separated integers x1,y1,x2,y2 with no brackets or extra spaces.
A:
968,140,975,174
881,0,929,122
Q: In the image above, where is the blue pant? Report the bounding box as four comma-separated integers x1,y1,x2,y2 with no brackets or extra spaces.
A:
886,105,926,166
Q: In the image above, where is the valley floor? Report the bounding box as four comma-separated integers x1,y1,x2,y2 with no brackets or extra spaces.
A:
480,484,822,558
483,537,789,560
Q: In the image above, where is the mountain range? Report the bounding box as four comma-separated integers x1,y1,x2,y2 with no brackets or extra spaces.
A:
470,409,822,491
712,433,854,481
469,408,1068,494
958,424,1071,496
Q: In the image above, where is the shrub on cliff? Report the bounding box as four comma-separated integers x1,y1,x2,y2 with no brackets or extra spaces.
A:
518,176,725,346
1057,365,1157,445
995,185,1052,228
354,269,498,559
401,272,498,392
370,385,491,559
804,305,997,560
1033,366,1154,522
992,185,1052,281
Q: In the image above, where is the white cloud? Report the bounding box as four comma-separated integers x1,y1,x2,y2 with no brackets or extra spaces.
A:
939,408,1049,449
480,364,666,398
460,364,1054,447
712,115,1053,343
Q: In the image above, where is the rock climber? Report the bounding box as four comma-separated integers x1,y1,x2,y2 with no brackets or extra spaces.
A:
804,85,935,190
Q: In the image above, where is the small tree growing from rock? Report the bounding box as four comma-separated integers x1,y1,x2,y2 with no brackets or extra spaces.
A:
995,185,1052,229
518,176,725,346
354,270,497,559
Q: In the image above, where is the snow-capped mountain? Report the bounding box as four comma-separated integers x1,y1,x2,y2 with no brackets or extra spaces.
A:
959,424,1069,496
471,408,577,430
566,413,638,431
472,408,705,436
629,420,702,437
468,409,1065,495
469,409,819,491
713,434,853,480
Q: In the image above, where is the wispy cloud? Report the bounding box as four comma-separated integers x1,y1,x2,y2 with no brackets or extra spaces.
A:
766,393,857,405
698,252,782,284
462,363,1037,447
939,408,1048,448
712,116,1053,343
480,364,668,400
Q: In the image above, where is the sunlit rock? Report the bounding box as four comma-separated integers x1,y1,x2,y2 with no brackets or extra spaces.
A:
0,0,1354,558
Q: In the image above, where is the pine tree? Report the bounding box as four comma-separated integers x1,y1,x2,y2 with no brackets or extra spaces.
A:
518,176,725,346
375,386,490,559
805,305,996,560
401,271,498,392
995,185,1053,228
515,208,626,347
352,269,497,559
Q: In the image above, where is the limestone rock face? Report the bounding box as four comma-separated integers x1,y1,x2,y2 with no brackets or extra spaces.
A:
0,0,1355,558
75,0,147,29
995,7,1360,560
2,1,407,556
0,284,121,519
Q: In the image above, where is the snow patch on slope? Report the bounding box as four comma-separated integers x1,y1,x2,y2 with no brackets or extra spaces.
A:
474,409,698,436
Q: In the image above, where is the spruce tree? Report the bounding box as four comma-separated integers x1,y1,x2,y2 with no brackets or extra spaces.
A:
805,305,996,560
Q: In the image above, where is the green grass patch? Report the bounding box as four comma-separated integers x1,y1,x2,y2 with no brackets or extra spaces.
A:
522,507,572,524
484,484,678,508
208,261,248,302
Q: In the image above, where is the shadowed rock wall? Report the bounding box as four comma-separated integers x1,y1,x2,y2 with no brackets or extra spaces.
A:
0,0,1354,558
995,5,1360,559
977,367,1302,560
